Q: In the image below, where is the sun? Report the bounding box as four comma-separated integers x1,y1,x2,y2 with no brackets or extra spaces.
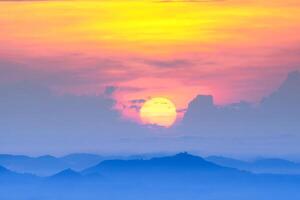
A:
140,97,177,127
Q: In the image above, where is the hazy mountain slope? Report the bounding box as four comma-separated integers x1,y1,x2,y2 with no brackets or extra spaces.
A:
0,154,66,176
0,154,107,176
207,156,300,174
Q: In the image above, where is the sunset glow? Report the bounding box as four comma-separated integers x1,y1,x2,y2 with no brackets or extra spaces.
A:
1,0,300,124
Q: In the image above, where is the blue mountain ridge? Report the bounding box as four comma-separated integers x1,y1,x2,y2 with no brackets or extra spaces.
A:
206,156,300,174
1,153,300,200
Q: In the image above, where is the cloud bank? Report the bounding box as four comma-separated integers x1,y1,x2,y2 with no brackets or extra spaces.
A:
0,71,300,157
180,71,300,136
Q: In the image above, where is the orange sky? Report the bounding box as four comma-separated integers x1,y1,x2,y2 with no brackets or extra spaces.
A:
0,0,300,123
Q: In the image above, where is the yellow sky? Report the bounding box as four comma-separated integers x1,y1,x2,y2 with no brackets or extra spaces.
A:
1,0,299,57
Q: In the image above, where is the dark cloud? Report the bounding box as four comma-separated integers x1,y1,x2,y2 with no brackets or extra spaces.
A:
177,108,187,113
129,105,141,112
166,71,300,156
179,71,300,137
130,99,146,104
144,59,192,69
127,99,146,112
104,86,117,96
0,59,84,87
0,56,142,96
0,82,150,155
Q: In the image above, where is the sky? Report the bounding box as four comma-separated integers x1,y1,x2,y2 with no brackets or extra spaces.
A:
0,0,300,157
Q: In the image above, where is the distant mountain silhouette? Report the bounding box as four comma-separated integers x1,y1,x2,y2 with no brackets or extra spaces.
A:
83,153,237,177
3,152,300,177
0,153,167,176
252,158,300,174
0,165,13,174
49,169,82,181
207,156,300,174
206,156,249,169
0,165,38,185
1,153,300,200
60,153,105,170
0,165,30,178
0,154,66,176
0,153,111,176
254,158,299,167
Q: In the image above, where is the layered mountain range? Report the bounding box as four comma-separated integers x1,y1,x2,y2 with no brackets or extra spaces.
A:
1,153,300,200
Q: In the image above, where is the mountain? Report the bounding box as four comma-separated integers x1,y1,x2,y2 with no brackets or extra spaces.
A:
0,154,66,176
1,154,300,200
0,153,169,176
0,165,13,175
3,152,300,176
60,153,104,170
252,158,300,174
254,158,299,167
48,169,82,181
0,153,110,176
0,165,38,185
82,153,242,182
206,156,249,169
206,156,300,174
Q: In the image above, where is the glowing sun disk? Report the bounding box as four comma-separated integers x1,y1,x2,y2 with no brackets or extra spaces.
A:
140,97,177,127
